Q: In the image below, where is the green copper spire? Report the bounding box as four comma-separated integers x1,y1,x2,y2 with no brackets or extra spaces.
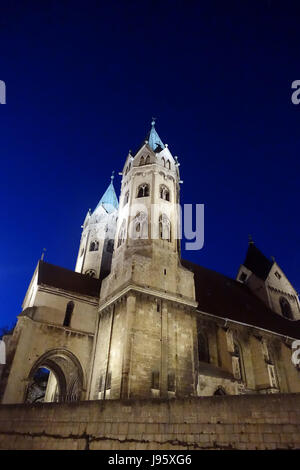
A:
148,118,165,152
95,171,119,213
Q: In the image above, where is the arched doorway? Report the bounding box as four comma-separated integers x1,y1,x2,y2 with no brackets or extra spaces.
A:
25,349,84,403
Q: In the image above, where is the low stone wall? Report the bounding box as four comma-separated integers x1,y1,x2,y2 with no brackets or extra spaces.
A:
0,394,300,450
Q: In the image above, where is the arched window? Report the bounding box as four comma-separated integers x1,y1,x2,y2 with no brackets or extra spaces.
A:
161,157,165,167
145,155,150,165
63,301,74,327
197,331,209,363
160,185,170,201
139,156,145,166
280,297,292,319
117,220,126,248
159,214,171,241
166,160,171,170
124,191,129,206
132,211,148,239
89,240,99,252
85,269,96,278
137,183,150,198
106,239,114,253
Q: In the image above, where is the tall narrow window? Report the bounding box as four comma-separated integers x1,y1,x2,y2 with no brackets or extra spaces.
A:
151,371,159,389
124,191,129,206
106,239,114,253
280,297,292,319
139,156,145,166
117,220,126,248
197,331,209,363
89,240,99,252
159,214,171,241
232,342,244,381
145,155,150,164
160,185,170,201
161,157,165,167
168,372,175,392
137,184,150,198
132,211,148,239
63,301,74,327
166,160,171,170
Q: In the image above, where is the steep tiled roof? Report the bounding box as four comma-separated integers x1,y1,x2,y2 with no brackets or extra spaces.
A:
182,259,300,339
38,261,101,298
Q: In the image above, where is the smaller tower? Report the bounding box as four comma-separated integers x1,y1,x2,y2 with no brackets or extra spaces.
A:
75,174,118,280
237,240,300,320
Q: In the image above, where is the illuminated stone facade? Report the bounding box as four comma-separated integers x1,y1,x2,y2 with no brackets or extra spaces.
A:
1,122,300,406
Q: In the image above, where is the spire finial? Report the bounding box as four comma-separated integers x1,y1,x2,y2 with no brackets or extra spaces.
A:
41,248,46,261
248,234,254,245
110,170,115,183
151,117,156,127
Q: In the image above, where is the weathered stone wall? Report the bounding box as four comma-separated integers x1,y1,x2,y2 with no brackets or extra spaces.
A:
0,394,300,450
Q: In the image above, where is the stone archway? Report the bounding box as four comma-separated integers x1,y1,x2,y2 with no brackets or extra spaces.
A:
25,349,85,403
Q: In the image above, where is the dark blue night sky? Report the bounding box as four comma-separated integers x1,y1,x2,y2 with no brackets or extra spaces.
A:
1,1,300,328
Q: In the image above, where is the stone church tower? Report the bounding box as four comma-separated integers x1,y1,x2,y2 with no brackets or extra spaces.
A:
75,175,118,280
89,121,197,400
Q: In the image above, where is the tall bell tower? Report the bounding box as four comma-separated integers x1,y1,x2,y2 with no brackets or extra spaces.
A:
89,122,197,401
75,174,118,280
100,120,194,300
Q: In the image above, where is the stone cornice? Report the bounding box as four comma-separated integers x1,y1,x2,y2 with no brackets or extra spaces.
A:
38,284,99,306
99,283,198,313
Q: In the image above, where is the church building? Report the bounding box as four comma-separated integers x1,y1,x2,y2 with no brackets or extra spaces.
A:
1,122,300,405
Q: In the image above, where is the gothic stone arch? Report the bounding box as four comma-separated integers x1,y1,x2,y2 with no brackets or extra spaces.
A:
25,349,85,403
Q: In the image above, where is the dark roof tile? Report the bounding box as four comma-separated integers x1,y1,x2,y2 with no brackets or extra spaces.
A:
182,259,300,339
38,261,101,298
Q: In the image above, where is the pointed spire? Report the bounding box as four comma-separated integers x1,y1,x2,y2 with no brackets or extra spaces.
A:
248,234,254,245
41,248,46,261
244,241,273,281
95,172,119,214
147,118,165,152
